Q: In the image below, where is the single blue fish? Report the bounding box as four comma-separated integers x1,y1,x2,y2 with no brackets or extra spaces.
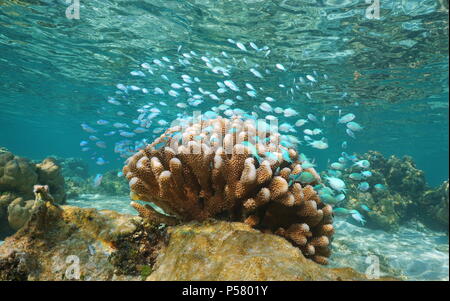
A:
335,193,346,202
333,208,351,216
93,174,103,187
119,131,136,138
307,113,318,122
361,170,372,177
360,204,371,212
349,210,366,225
347,121,363,132
354,160,370,169
346,128,356,139
281,148,293,163
81,123,97,133
318,186,334,196
280,140,293,148
104,131,116,136
299,153,309,162
297,171,315,184
349,173,364,181
374,184,387,191
96,119,109,126
95,141,107,149
330,162,345,170
95,157,108,165
358,182,370,192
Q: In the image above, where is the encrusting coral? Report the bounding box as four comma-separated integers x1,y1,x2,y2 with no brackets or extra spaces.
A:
123,115,333,264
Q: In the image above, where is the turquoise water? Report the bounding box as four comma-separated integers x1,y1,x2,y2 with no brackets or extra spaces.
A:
0,0,448,280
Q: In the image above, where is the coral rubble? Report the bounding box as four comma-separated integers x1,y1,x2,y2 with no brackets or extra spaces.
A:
123,116,333,264
0,150,66,237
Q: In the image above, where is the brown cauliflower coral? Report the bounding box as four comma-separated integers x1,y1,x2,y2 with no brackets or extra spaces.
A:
123,115,333,264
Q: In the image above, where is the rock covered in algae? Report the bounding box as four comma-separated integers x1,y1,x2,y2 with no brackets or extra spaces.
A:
7,197,34,230
0,189,371,281
53,156,89,179
0,151,66,236
0,151,38,198
420,180,449,231
340,151,433,231
123,115,334,264
49,156,90,199
147,220,369,281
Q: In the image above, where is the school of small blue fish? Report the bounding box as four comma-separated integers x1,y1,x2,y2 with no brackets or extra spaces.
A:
78,38,382,227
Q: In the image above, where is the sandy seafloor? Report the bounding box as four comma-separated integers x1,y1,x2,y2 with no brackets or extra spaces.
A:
44,194,444,281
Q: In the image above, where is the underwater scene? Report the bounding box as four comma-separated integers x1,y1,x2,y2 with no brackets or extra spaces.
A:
0,0,448,282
